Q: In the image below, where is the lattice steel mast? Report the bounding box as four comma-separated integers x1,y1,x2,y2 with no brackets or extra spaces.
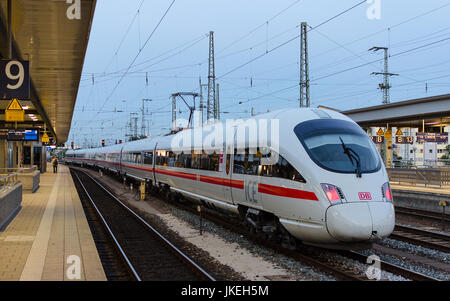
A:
207,31,216,121
369,46,399,104
299,22,310,108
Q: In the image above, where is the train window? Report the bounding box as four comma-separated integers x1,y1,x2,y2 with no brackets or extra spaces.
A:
134,153,141,164
247,150,261,175
175,153,184,168
233,148,261,175
167,151,175,167
260,154,306,183
184,153,192,169
233,149,245,174
155,150,168,166
200,152,209,170
226,154,231,174
143,152,153,165
208,153,220,172
191,152,200,169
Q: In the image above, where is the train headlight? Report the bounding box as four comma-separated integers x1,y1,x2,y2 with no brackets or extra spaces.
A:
382,182,393,202
321,183,344,204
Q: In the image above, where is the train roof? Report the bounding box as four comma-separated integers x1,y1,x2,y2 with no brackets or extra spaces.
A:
67,108,353,155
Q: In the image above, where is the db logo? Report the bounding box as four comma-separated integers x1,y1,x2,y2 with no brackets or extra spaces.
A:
358,192,372,200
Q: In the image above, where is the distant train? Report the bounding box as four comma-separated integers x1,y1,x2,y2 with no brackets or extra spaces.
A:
65,108,395,249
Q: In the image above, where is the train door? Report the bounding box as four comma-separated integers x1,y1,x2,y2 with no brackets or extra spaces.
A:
152,144,157,184
222,145,234,204
231,148,263,210
119,147,124,174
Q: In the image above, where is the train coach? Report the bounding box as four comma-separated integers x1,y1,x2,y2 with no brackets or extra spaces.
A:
65,108,395,249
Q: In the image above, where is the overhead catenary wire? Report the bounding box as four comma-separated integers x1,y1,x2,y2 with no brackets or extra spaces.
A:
217,0,367,80
95,0,176,116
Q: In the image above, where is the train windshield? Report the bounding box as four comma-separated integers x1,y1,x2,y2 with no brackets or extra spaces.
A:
294,119,381,174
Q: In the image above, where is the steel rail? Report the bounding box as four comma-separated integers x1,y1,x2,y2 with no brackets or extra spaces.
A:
74,168,215,281
390,225,450,253
73,171,142,281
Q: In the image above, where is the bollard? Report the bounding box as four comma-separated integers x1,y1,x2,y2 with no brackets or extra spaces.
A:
439,201,448,231
99,170,103,177
130,182,133,191
140,181,146,201
197,205,202,236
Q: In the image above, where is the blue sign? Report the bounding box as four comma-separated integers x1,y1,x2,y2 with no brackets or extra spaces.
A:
24,130,38,141
0,60,30,100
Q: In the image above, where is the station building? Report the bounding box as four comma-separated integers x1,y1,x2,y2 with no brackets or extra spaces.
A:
342,94,450,169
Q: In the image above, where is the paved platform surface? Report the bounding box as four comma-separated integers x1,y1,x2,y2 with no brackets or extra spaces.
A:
391,184,450,195
0,164,106,281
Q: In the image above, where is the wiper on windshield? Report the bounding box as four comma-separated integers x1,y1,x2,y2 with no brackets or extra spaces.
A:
339,137,362,178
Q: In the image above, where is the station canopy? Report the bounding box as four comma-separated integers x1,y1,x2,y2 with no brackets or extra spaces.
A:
341,94,450,129
0,0,96,144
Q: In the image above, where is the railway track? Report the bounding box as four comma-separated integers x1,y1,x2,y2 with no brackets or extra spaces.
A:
72,170,134,280
71,168,215,281
73,167,440,281
154,191,439,281
389,225,450,254
338,250,439,281
395,206,450,225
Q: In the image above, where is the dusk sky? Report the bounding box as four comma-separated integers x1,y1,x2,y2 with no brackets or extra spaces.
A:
69,0,450,147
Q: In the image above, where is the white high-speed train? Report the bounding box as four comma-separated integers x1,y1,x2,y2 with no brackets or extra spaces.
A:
65,108,395,249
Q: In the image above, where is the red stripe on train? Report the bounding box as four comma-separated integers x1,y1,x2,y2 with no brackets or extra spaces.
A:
199,175,244,189
258,183,319,201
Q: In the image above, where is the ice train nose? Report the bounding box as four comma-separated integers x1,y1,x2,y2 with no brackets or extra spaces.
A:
326,202,395,242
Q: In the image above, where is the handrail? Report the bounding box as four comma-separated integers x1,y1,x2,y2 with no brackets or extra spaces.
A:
387,167,447,188
0,173,18,190
0,166,37,173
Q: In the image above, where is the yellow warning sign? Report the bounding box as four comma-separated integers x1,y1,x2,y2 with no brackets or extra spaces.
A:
376,128,384,136
396,128,404,136
5,98,24,122
42,132,50,143
140,182,146,200
384,129,392,137
7,98,23,110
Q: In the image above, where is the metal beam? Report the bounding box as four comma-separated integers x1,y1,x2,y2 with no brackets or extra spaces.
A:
0,6,58,142
343,94,450,127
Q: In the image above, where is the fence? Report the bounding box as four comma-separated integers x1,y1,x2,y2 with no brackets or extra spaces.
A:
0,166,37,174
0,173,19,192
392,159,450,169
387,167,450,187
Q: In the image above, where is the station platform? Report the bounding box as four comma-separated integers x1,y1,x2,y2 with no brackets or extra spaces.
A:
391,184,450,196
391,183,450,213
0,164,106,281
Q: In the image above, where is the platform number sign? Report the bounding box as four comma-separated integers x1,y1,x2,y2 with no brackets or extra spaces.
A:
0,60,30,100
370,136,384,144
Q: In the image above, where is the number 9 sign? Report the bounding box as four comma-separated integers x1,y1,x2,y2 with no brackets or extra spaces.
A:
0,60,30,100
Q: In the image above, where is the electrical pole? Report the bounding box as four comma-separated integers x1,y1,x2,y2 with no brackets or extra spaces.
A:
141,98,151,137
207,31,216,122
171,94,177,131
133,116,138,139
299,22,310,108
215,83,220,120
369,46,399,104
199,77,208,125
